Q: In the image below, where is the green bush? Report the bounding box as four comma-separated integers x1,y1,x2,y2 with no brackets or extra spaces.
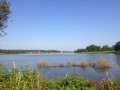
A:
0,66,120,90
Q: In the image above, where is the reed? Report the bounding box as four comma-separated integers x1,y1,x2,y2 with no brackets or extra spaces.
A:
37,60,50,68
59,64,65,67
66,60,71,67
37,59,113,70
98,72,120,90
0,63,120,90
0,63,3,67
89,59,113,69
80,61,89,68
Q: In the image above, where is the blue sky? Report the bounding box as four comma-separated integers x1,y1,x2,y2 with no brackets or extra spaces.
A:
0,0,120,51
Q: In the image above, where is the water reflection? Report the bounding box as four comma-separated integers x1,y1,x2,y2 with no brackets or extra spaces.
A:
115,55,120,67
93,67,110,73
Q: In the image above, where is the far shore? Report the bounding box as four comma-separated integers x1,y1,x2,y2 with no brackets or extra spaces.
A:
0,51,116,55
75,51,115,54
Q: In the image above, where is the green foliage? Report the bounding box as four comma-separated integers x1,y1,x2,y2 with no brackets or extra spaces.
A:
74,49,87,53
114,41,120,51
0,0,11,36
0,66,120,90
0,66,96,90
86,45,101,51
75,44,115,53
0,49,61,54
102,45,110,51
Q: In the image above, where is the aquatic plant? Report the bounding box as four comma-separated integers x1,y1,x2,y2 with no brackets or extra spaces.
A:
79,61,89,68
37,58,113,72
89,59,113,69
59,64,65,67
37,60,50,68
66,60,71,67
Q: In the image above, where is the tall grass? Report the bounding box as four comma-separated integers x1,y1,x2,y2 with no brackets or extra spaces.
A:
37,59,113,72
37,60,50,68
0,65,96,90
89,59,112,69
0,63,120,90
0,63,3,67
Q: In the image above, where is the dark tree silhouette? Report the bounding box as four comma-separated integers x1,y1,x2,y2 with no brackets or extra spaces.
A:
114,41,120,51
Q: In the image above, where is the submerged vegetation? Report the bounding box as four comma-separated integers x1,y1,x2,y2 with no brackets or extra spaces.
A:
0,64,120,90
37,59,113,72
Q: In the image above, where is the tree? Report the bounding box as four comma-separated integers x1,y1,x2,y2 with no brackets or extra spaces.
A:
102,45,110,51
0,0,11,37
114,41,120,51
86,45,101,51
74,48,87,52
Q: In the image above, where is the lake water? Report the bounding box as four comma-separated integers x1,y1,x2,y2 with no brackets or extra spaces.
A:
0,53,120,80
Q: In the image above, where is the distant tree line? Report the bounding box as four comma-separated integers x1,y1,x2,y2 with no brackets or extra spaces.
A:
0,50,60,54
74,41,120,53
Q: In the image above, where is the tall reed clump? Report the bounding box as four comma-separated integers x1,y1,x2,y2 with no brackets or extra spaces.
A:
37,60,50,68
98,72,120,90
0,63,44,90
89,58,113,69
37,59,113,71
79,61,89,68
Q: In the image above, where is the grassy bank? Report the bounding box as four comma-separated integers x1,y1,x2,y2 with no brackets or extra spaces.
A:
75,51,115,54
0,65,120,90
115,51,120,54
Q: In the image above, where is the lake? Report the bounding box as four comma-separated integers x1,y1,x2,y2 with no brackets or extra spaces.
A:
0,53,120,80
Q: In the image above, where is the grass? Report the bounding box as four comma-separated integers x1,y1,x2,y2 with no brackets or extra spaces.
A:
115,51,120,54
0,63,3,67
90,59,112,68
0,65,96,90
37,60,50,68
0,64,120,90
37,59,113,72
79,61,89,68
76,51,115,54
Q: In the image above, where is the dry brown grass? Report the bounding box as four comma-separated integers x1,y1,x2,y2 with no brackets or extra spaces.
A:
72,63,80,67
89,59,113,69
37,60,50,68
80,61,89,68
37,58,113,71
66,60,71,67
0,63,3,67
59,64,65,67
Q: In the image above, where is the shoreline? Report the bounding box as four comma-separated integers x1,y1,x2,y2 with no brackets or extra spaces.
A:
0,66,119,89
74,51,115,54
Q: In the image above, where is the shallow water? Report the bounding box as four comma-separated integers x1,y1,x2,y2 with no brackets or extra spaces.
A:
0,53,120,80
